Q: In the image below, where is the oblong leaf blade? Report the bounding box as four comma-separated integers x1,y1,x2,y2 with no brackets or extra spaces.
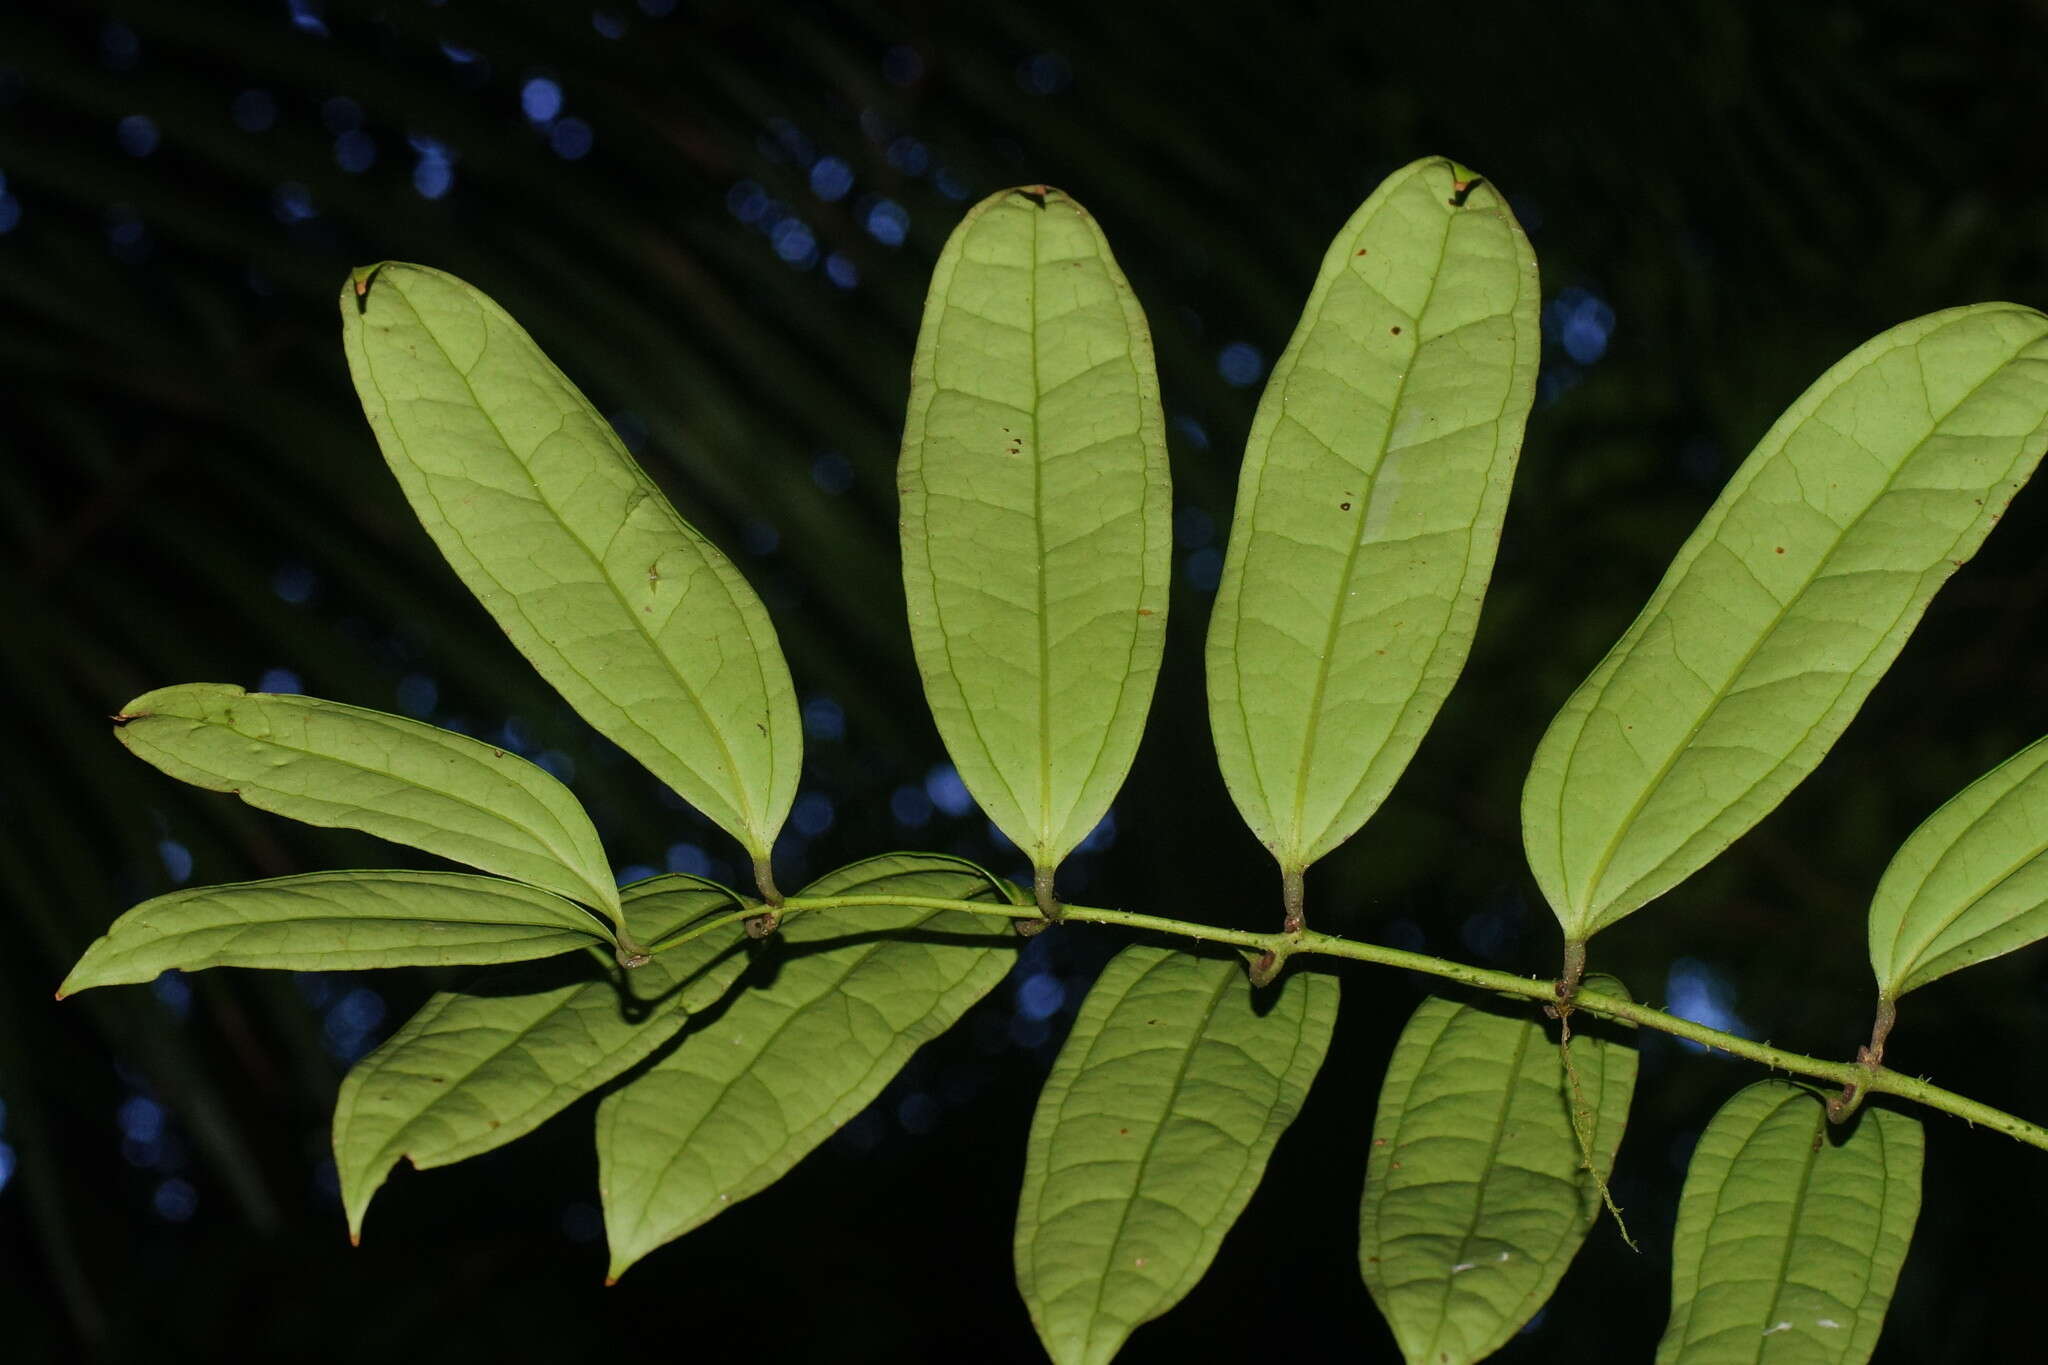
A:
1524,304,2048,942
899,187,1170,874
596,852,1022,1280
332,874,747,1242
58,870,610,995
1360,984,1638,1365
1015,946,1337,1365
1658,1082,1922,1365
342,263,800,862
1868,732,2048,998
1206,157,1540,874
116,682,621,923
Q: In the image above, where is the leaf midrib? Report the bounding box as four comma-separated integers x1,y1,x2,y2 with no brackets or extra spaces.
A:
1027,201,1052,860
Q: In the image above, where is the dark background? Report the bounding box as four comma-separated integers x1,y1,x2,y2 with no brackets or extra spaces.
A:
4,2,2047,1360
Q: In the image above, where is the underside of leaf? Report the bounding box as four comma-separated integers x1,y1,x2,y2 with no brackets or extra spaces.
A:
899,188,1170,874
1206,156,1540,877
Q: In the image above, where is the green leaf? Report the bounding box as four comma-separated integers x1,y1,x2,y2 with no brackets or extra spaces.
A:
1523,304,2048,943
331,874,747,1242
1360,982,1638,1365
596,852,1021,1280
1014,946,1337,1365
1867,731,2048,998
898,187,1170,878
115,683,622,926
1658,1082,1922,1364
1206,157,1540,880
341,263,800,865
57,870,610,996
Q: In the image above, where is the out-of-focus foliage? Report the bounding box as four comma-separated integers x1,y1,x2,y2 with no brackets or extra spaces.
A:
4,2,2047,1359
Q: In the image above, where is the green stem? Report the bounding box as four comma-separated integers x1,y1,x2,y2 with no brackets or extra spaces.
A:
649,891,2048,1153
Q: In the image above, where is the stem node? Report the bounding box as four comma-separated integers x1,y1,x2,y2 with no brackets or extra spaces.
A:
1546,940,1587,1019
1828,997,1898,1125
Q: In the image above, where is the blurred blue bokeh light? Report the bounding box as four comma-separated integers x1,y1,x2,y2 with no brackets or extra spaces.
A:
809,155,854,202
116,115,159,157
1217,342,1265,387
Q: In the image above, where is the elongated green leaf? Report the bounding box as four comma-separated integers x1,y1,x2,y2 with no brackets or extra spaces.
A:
1015,946,1337,1365
332,874,747,1241
57,870,610,996
596,853,1021,1279
342,263,799,865
1867,732,2048,998
1206,157,1540,879
899,187,1170,877
1658,1082,1922,1364
1361,982,1638,1365
116,682,622,924
1524,304,2048,942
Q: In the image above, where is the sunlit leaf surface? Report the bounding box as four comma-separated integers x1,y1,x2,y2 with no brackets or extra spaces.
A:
1206,157,1539,876
342,263,800,864
1658,1082,1921,1364
1524,304,2048,941
1360,984,1637,1365
1014,947,1337,1364
595,853,1020,1279
59,870,611,995
899,187,1170,876
331,875,745,1241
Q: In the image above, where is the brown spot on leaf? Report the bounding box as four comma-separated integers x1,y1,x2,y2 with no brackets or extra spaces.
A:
1354,248,1368,257
1389,326,1402,335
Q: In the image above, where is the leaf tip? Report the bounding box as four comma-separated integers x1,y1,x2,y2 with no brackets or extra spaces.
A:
1441,158,1485,206
347,263,389,313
